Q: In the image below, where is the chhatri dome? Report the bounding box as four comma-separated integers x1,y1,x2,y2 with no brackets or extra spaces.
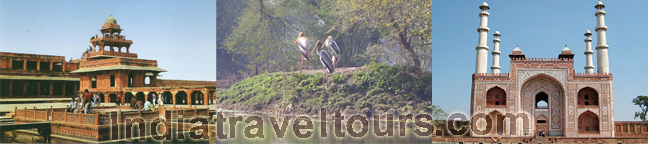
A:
481,2,489,7
512,45,522,53
105,15,117,25
562,44,571,52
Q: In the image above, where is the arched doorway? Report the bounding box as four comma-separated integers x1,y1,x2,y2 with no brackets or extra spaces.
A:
578,111,599,133
136,92,145,102
99,94,105,103
190,91,204,105
486,111,504,135
536,115,548,137
176,91,187,104
521,74,564,136
486,87,506,107
535,92,548,109
124,92,134,103
162,91,172,104
578,87,599,107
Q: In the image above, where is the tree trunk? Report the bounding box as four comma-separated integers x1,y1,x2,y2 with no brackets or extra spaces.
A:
398,31,421,74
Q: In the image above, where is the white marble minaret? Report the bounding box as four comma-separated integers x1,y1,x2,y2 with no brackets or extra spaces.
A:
491,31,501,73
475,2,490,73
595,1,610,73
584,30,595,73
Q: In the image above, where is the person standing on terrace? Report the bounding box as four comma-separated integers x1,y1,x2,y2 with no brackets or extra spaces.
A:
115,94,122,106
83,89,92,114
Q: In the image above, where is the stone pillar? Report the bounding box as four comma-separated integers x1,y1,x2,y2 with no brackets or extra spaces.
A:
9,80,12,96
62,81,66,96
73,82,78,95
126,46,130,53
37,61,41,71
187,91,193,106
49,62,53,71
62,62,66,72
172,91,178,106
202,90,209,106
50,82,54,95
144,92,150,102
23,81,27,96
118,46,122,53
627,124,630,133
8,59,12,69
23,60,27,70
105,93,110,103
37,81,41,96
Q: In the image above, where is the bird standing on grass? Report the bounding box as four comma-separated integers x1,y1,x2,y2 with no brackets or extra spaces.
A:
313,40,334,73
322,36,341,68
294,32,312,71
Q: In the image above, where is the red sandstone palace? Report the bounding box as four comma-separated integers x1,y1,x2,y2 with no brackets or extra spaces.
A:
1,15,216,106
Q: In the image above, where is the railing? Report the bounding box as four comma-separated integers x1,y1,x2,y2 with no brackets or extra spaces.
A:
79,57,157,68
474,73,509,77
15,109,25,118
536,106,548,109
14,106,208,125
0,69,72,75
36,110,49,121
511,57,573,61
67,113,81,124
89,37,133,44
0,52,66,60
52,112,65,122
574,72,613,79
14,107,54,121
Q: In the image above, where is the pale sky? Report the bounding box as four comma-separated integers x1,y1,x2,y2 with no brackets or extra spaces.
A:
0,0,216,81
433,1,648,121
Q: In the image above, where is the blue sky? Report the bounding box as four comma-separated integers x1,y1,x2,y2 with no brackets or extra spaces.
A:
0,0,216,81
433,1,648,121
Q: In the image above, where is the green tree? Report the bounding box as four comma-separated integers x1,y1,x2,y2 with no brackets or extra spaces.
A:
223,0,299,76
427,105,448,124
339,0,432,73
217,0,248,79
221,0,430,77
633,95,648,121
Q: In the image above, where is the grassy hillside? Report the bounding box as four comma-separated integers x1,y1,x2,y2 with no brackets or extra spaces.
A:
216,63,435,116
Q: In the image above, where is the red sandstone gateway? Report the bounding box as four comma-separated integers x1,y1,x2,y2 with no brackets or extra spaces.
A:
469,1,616,138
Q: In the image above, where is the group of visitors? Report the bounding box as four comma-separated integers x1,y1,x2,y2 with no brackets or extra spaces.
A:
67,90,163,113
67,89,94,114
129,93,159,111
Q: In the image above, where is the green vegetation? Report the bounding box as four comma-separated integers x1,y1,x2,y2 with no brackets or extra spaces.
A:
633,95,648,121
217,0,431,78
217,63,444,119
